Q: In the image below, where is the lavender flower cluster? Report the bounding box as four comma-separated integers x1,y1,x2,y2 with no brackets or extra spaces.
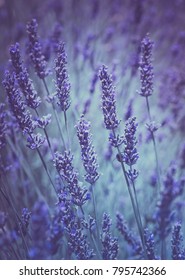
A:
0,0,185,260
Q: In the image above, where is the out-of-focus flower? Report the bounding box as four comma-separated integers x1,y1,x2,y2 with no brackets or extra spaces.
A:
155,165,185,239
116,213,142,256
29,201,50,259
0,212,7,229
55,42,71,112
20,208,31,236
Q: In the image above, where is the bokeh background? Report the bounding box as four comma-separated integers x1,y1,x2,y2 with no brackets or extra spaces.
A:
0,0,185,260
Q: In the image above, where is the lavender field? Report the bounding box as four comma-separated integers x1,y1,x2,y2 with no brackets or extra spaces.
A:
0,0,185,260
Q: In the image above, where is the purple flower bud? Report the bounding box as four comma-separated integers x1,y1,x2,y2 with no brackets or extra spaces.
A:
146,121,161,133
36,114,52,129
26,133,45,150
109,133,124,147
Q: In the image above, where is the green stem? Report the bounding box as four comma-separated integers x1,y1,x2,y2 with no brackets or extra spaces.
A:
146,96,162,192
35,146,57,194
42,78,66,150
91,184,100,239
7,138,45,199
64,111,70,149
130,166,143,231
2,228,20,259
161,238,166,260
0,181,29,258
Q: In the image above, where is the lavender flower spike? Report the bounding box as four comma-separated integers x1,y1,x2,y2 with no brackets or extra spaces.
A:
54,150,90,206
9,42,23,74
27,19,48,79
99,65,119,130
116,213,142,256
76,115,99,185
138,34,154,97
55,42,71,111
2,71,35,135
10,43,41,109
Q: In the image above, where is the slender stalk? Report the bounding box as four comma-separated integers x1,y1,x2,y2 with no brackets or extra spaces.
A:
146,96,162,192
2,228,20,260
64,111,70,149
91,184,100,239
35,146,57,194
6,138,45,200
161,239,166,260
0,182,29,257
42,78,66,149
130,165,143,231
